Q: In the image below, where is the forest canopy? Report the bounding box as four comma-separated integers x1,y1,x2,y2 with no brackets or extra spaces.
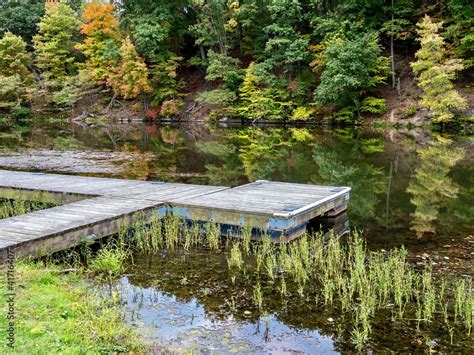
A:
0,0,471,124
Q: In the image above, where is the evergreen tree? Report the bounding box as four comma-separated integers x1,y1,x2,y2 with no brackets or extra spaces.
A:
32,0,80,91
411,16,467,123
108,37,152,99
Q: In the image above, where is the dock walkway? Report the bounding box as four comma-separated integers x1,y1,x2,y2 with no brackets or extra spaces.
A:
0,170,350,261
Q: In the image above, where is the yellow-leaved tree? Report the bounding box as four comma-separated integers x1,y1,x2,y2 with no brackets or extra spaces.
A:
108,37,151,99
411,16,467,123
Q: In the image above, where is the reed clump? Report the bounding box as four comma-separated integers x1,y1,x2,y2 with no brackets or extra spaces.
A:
0,197,56,219
105,214,474,351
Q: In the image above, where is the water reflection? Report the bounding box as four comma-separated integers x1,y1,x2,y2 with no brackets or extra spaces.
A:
2,119,473,352
0,120,472,245
406,137,465,238
117,276,336,353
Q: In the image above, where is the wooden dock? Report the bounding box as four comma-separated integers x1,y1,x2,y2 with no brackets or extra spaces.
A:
0,170,350,261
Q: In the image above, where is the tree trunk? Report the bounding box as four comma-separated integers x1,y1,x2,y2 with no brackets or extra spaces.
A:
391,0,396,89
199,45,206,62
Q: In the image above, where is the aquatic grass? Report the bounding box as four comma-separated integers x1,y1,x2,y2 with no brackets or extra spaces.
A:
253,282,264,310
279,277,287,298
0,197,57,219
88,242,129,281
241,224,252,255
164,214,180,250
207,222,221,250
95,213,474,351
228,241,244,270
265,253,277,281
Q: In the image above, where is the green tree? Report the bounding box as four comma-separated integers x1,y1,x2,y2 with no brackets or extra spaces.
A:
314,26,389,118
189,0,238,57
0,32,34,109
380,0,414,88
32,0,80,91
446,0,474,69
0,32,32,79
261,0,310,73
411,15,467,123
237,0,271,56
0,0,44,44
149,54,184,105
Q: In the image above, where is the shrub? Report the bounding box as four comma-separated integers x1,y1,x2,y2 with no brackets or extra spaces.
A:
51,78,81,108
10,106,31,120
360,97,387,115
401,103,417,118
290,106,313,121
205,50,243,91
160,99,183,117
334,107,356,123
145,106,159,120
196,89,237,118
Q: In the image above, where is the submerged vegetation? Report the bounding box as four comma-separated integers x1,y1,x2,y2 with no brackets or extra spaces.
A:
0,194,473,351
91,214,474,351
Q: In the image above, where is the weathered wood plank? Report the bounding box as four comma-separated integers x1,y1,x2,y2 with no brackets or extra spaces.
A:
0,170,351,261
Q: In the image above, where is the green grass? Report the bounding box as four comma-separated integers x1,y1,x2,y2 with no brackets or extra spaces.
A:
0,198,55,219
0,261,144,353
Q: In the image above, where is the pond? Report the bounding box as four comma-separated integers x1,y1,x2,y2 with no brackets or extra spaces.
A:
1,119,473,352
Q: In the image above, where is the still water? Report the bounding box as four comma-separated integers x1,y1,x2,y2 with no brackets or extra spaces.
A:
1,119,473,352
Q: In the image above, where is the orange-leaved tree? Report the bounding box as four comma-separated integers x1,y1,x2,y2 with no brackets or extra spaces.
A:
108,37,151,99
76,2,121,84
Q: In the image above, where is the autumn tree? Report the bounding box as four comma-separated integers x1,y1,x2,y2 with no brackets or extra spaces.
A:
76,2,122,84
411,16,467,123
238,62,290,120
32,0,80,91
0,32,34,109
108,37,152,99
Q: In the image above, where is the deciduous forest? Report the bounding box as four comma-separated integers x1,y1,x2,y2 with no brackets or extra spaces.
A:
0,0,472,124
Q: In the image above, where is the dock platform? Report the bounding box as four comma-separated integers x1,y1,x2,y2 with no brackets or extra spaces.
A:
0,170,350,261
